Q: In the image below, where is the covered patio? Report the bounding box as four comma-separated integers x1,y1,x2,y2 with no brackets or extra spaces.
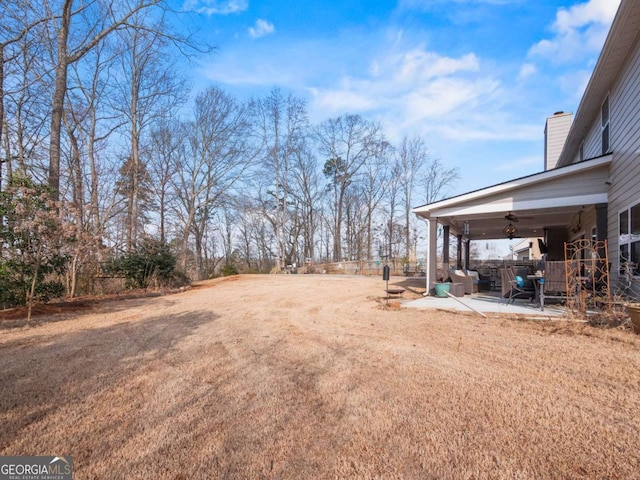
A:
413,155,612,299
404,291,565,318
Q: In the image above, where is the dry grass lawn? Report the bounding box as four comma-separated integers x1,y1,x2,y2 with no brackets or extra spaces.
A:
1,274,639,479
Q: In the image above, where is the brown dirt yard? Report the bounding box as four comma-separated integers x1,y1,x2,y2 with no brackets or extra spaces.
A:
1,274,640,479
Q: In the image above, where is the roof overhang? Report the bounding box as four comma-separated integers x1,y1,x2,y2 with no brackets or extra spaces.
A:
413,154,611,240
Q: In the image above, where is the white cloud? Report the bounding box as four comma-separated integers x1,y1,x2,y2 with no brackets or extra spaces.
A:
248,19,275,39
518,63,537,80
528,0,621,63
393,50,479,84
403,76,494,120
182,0,248,16
307,45,536,143
200,32,542,150
310,47,481,115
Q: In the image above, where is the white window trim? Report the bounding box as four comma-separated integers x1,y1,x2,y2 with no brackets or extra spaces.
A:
618,201,640,278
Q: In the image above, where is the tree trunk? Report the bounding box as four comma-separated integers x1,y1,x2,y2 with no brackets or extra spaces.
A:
88,109,100,232
26,245,43,324
48,0,72,200
194,228,203,280
0,47,4,187
128,46,140,251
334,185,346,261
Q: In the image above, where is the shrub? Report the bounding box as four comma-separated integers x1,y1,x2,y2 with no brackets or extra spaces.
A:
220,263,239,277
105,240,183,289
0,176,69,315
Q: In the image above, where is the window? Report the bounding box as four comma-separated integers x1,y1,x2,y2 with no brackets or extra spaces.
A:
602,95,610,155
619,202,640,276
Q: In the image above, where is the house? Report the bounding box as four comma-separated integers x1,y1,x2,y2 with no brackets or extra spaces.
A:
413,0,640,300
512,238,543,262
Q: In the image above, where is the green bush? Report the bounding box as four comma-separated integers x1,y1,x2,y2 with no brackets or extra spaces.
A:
0,176,69,310
105,240,182,289
37,280,66,302
169,269,191,287
220,263,238,277
0,263,24,308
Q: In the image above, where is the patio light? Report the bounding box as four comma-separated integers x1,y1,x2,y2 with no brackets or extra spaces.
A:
503,222,518,239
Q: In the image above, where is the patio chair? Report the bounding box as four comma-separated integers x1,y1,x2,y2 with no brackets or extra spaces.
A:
449,269,474,294
466,270,480,292
468,269,491,291
503,266,535,304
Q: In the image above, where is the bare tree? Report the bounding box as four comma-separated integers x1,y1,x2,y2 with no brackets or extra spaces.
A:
384,157,403,259
1,2,52,186
112,7,188,250
147,122,180,244
397,135,430,259
289,145,323,263
315,114,384,261
1,2,48,179
343,188,368,260
66,37,122,240
421,157,459,204
235,196,276,272
360,141,392,259
173,87,252,279
249,89,309,271
45,0,164,200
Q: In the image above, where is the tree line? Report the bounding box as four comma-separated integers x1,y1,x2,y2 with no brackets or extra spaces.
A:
1,0,459,306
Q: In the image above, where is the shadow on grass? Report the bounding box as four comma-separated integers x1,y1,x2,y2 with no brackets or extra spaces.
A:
0,309,217,452
0,289,189,330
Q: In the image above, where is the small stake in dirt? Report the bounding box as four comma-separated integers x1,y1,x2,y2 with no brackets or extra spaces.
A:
444,290,486,318
383,264,390,305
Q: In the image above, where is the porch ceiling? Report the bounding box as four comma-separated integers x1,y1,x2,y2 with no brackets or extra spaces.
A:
436,205,585,241
413,155,612,240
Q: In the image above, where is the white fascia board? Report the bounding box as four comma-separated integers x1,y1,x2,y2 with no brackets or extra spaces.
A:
413,154,611,215
430,193,608,218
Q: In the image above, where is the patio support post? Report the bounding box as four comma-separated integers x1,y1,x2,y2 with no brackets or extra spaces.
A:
456,235,463,269
596,203,608,259
464,238,471,271
426,218,438,295
443,226,450,274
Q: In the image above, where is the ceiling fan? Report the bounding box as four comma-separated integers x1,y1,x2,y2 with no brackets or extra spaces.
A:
504,212,534,223
504,212,519,223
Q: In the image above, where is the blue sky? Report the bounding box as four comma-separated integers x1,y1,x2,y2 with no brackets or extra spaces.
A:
180,0,621,196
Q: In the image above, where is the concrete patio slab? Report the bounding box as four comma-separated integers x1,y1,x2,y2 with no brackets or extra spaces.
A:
404,292,565,318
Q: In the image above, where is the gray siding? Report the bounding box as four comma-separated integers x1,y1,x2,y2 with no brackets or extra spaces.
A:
568,116,601,164
582,119,602,161
570,28,640,290
571,17,640,296
609,35,640,290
